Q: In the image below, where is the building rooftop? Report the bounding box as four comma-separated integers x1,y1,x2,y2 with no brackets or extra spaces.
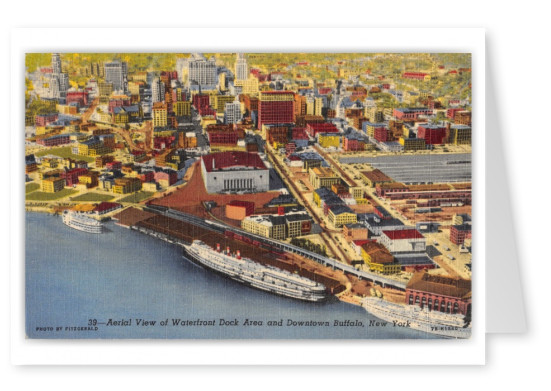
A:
382,229,424,240
394,107,431,113
452,224,472,232
328,204,355,216
93,202,121,213
406,272,471,299
361,169,392,182
202,151,266,172
310,166,338,178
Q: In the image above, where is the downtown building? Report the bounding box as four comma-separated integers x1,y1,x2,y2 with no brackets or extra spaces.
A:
151,77,166,103
200,151,269,193
104,61,128,93
258,91,295,129
235,53,249,81
225,100,243,124
187,53,217,90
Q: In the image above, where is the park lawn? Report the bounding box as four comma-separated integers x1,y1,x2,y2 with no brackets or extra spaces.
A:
34,147,96,163
118,191,155,204
25,182,40,193
26,188,78,201
70,192,115,202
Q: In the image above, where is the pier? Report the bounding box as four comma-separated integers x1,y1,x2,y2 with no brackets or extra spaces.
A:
143,204,407,290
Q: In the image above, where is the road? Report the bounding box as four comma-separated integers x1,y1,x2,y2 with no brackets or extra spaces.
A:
266,145,354,265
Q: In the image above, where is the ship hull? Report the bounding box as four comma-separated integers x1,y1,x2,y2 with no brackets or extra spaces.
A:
182,244,328,303
362,297,471,339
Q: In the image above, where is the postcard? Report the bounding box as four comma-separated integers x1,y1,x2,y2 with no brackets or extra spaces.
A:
22,51,475,341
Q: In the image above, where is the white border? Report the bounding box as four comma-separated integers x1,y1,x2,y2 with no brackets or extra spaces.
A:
10,28,485,365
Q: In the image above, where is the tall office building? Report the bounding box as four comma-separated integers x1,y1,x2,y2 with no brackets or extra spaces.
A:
187,53,217,90
51,53,62,74
258,91,295,129
46,74,60,99
104,61,128,93
49,53,69,98
151,77,165,103
235,53,248,81
225,100,243,124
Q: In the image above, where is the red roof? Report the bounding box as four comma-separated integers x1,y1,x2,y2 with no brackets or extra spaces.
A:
202,151,266,172
353,240,371,246
403,72,428,77
382,229,424,240
93,202,121,213
261,91,294,95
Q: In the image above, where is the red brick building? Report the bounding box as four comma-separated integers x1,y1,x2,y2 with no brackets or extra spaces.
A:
406,272,472,316
393,108,433,121
206,124,245,146
417,124,447,145
36,134,71,147
192,94,210,111
66,91,89,107
60,167,88,187
258,91,295,129
35,113,58,126
305,122,339,137
374,126,389,142
450,224,472,245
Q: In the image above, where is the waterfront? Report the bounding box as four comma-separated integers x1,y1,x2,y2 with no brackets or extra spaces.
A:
25,212,436,339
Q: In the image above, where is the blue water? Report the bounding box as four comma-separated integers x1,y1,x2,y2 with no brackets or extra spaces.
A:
25,212,436,339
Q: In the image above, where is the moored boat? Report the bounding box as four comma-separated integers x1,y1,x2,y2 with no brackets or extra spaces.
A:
62,210,103,234
362,296,471,339
183,240,328,302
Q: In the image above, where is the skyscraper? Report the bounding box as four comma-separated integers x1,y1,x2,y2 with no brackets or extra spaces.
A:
225,99,243,124
51,53,62,74
235,53,248,81
48,53,69,98
187,53,217,90
258,91,295,129
104,61,128,93
151,77,165,103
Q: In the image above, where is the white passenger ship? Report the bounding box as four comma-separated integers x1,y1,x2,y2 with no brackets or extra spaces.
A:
183,240,328,302
362,297,471,339
62,210,103,234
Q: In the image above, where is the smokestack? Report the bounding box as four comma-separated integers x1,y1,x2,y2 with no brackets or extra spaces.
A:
236,250,241,259
216,243,220,252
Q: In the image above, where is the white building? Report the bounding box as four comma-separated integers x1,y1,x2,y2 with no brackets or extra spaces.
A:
187,53,217,90
224,100,243,124
51,53,62,74
378,229,426,253
201,151,269,193
235,53,248,81
151,77,165,103
104,61,128,93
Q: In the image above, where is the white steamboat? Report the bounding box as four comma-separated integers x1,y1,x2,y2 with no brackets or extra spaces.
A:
183,240,328,302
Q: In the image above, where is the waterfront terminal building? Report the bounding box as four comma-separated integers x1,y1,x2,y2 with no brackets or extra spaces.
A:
201,151,269,193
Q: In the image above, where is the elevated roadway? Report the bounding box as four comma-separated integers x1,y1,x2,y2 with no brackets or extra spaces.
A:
144,204,407,290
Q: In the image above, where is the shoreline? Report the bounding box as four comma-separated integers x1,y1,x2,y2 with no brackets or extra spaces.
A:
25,208,372,310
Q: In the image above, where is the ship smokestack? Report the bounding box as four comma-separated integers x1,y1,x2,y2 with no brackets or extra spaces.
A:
236,250,241,259
216,243,221,252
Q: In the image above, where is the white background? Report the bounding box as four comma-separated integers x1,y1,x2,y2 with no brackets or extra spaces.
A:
1,0,548,389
